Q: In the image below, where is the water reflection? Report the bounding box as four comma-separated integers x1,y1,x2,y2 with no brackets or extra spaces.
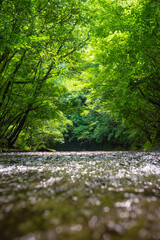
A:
0,151,160,240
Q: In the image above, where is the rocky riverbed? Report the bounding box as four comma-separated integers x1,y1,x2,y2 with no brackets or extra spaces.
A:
0,151,160,240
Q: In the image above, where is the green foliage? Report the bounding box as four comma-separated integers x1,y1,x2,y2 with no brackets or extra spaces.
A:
0,0,90,149
16,117,72,151
65,95,134,150
0,0,159,150
83,0,160,149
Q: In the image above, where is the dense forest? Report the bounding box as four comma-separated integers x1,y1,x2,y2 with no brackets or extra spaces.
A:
0,0,160,151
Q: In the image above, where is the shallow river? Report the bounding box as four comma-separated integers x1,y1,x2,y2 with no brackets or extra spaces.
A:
0,151,160,240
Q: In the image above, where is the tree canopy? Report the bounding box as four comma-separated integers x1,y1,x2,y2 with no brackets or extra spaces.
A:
0,0,160,151
82,0,160,149
0,0,89,149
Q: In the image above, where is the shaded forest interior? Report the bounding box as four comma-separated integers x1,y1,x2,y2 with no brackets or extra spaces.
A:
0,0,160,151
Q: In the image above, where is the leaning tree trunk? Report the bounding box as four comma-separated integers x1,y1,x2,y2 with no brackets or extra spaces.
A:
7,107,31,148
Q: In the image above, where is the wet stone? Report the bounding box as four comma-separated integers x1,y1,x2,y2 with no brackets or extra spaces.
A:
0,151,160,240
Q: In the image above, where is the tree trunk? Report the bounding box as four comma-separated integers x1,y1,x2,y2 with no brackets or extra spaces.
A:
7,107,31,148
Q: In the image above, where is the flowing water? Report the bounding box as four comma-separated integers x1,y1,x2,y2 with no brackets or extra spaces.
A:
0,151,160,240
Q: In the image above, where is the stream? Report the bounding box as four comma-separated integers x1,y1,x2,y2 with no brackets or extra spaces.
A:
0,151,160,240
